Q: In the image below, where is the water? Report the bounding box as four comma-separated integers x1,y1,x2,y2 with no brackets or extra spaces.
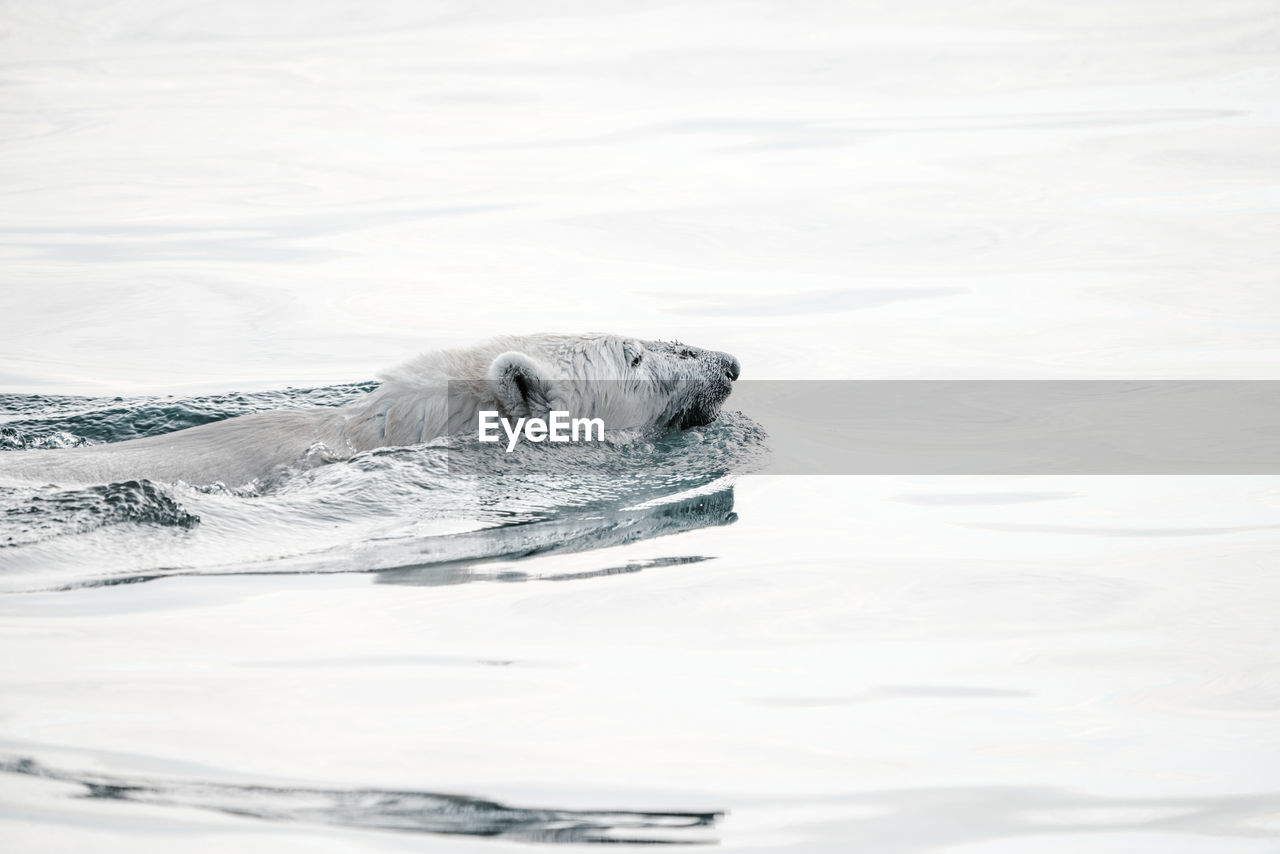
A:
3,1,1280,851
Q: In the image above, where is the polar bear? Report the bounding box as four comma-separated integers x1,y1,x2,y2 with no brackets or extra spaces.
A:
0,334,741,487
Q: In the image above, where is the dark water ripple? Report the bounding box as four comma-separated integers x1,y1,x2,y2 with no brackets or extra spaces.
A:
0,757,721,845
0,383,377,447
1,479,199,548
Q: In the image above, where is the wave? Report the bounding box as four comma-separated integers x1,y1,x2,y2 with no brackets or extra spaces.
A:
1,479,199,548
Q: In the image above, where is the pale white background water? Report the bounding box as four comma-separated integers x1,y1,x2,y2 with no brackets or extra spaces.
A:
3,1,1280,851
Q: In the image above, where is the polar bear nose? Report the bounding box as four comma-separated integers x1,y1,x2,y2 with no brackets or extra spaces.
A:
723,354,741,381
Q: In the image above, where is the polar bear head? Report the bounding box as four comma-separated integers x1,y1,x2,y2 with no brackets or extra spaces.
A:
362,334,741,448
485,335,741,433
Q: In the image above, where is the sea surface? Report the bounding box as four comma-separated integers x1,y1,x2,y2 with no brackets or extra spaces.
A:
2,1,1280,851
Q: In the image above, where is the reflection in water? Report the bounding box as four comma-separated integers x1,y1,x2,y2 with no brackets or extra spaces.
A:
8,485,736,591
375,488,736,587
0,757,721,845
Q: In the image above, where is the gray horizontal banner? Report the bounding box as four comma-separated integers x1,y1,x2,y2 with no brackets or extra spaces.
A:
444,380,1280,475
734,381,1280,474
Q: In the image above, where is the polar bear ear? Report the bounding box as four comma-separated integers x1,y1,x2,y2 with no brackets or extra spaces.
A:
488,351,554,420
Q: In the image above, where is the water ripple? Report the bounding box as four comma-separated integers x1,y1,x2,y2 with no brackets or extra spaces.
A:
0,757,721,845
